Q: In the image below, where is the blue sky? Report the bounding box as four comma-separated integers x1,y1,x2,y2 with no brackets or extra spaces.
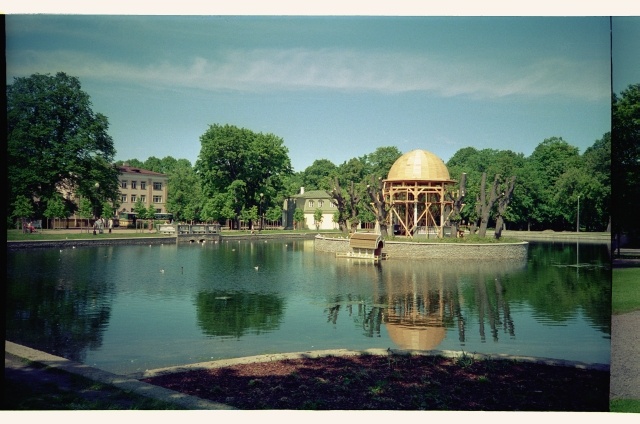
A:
5,15,633,172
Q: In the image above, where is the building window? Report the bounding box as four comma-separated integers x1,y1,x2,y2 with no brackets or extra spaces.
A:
131,194,137,203
153,196,163,203
121,194,127,203
329,201,335,208
318,200,324,208
140,195,146,203
131,181,137,189
308,200,314,208
121,180,127,189
153,182,162,190
140,181,146,190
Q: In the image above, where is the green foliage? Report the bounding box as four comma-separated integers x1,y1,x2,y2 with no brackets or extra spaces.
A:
313,208,324,229
241,205,259,224
610,399,640,413
101,200,116,219
195,124,292,226
446,135,610,232
302,159,337,190
195,291,285,338
133,198,148,219
294,208,305,229
165,159,203,222
12,195,35,223
612,83,640,240
362,146,403,180
44,194,68,229
7,72,120,221
76,198,93,219
265,206,283,223
612,268,640,314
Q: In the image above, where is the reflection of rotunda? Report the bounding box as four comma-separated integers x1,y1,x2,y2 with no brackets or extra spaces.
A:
383,149,455,238
385,322,446,350
383,289,447,350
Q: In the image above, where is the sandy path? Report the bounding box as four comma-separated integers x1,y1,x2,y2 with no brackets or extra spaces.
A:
610,310,640,400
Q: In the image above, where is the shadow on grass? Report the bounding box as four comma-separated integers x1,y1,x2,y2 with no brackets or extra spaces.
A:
144,353,609,411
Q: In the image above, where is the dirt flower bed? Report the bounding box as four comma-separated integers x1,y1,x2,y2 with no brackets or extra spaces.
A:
143,354,609,411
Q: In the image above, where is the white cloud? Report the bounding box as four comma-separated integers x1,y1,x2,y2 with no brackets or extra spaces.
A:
6,47,609,102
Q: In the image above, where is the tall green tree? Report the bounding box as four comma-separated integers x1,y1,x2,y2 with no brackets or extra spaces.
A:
301,159,337,190
195,124,292,229
527,137,580,230
44,194,68,230
11,195,35,232
447,147,524,229
582,133,611,232
293,208,305,230
7,72,120,221
166,160,203,223
361,146,403,179
313,208,324,230
77,197,94,233
612,84,640,245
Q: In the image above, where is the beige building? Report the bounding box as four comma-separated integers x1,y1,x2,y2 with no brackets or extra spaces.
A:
282,187,339,230
117,165,169,216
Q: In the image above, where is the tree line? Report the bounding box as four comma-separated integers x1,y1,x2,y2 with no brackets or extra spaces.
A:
110,134,612,235
8,72,627,237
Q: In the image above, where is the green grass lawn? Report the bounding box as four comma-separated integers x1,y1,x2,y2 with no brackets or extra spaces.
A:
610,399,640,413
6,229,169,241
612,267,640,315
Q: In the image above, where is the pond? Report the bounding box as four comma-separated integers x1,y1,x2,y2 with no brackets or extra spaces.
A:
6,238,611,376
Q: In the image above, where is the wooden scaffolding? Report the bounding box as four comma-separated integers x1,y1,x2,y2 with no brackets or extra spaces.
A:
382,150,455,239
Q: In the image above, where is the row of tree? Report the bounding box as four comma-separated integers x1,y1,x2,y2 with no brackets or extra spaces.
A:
117,133,610,236
8,72,628,237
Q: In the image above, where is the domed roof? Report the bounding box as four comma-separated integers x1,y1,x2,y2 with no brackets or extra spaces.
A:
386,149,451,182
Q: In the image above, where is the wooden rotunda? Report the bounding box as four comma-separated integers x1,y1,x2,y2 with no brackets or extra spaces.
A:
383,149,455,239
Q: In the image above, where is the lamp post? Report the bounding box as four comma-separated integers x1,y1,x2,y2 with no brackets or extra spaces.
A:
94,182,100,220
576,195,580,233
259,193,264,231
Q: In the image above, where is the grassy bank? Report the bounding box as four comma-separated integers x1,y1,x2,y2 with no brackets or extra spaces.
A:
6,228,336,242
612,268,640,315
6,229,169,241
4,356,183,410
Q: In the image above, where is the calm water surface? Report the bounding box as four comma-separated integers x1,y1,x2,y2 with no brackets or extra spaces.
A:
6,239,611,375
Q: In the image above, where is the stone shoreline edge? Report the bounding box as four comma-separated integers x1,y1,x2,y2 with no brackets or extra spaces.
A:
5,232,318,250
314,234,530,260
5,340,609,410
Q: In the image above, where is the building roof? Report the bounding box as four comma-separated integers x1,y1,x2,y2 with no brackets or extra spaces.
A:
385,149,452,182
118,165,167,177
350,233,384,250
293,189,332,199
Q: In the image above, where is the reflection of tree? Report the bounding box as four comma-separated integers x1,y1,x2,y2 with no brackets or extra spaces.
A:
335,258,531,350
500,242,611,334
362,306,384,338
6,248,114,362
472,276,515,343
196,291,285,338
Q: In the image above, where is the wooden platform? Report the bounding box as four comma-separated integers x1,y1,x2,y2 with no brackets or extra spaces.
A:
336,251,387,262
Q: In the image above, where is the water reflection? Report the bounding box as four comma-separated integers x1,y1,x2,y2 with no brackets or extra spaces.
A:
325,258,528,351
6,247,116,362
196,291,285,338
6,240,611,373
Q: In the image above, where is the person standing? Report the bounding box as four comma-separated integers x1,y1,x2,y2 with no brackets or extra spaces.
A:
108,218,113,233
